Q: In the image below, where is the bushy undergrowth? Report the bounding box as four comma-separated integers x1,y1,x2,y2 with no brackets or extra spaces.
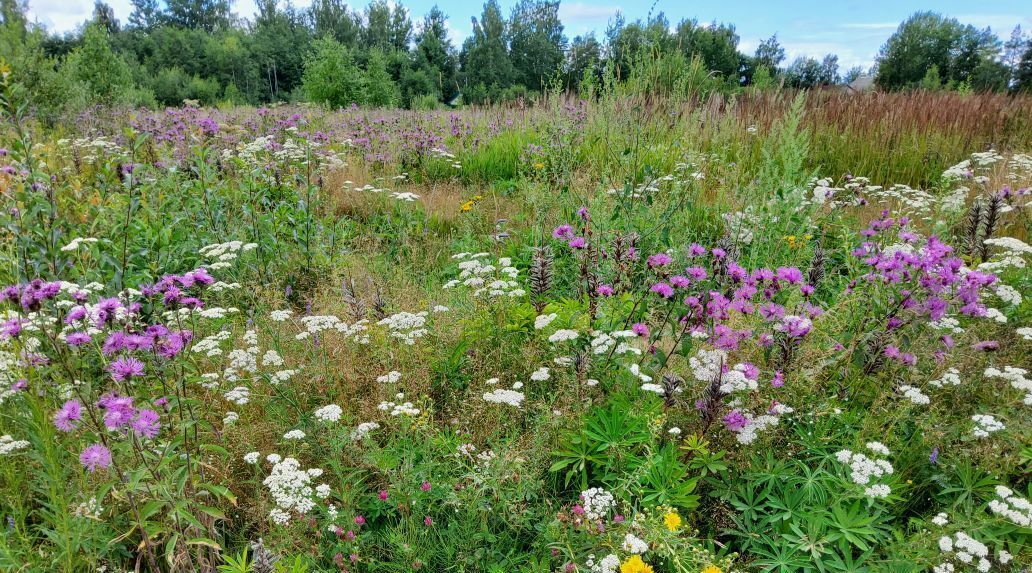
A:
0,70,1030,573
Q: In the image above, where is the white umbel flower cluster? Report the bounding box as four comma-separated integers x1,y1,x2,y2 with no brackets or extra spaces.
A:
377,311,428,345
835,443,894,499
297,315,370,344
579,488,615,521
621,533,648,554
988,485,1032,527
587,554,620,573
984,366,1031,405
444,253,525,298
314,404,343,423
929,368,961,388
690,348,726,383
971,414,1004,438
935,531,991,573
899,384,931,405
351,422,380,440
0,435,30,455
199,241,257,270
262,456,325,525
589,330,640,356
377,393,420,416
483,387,525,408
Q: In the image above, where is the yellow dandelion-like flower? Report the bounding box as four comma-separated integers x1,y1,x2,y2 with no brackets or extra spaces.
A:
701,565,721,573
534,162,545,170
620,555,654,573
663,510,682,531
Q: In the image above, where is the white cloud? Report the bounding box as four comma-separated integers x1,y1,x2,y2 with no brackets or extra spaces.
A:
558,2,619,23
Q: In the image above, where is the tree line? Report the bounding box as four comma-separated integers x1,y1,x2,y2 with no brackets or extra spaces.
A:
0,0,1030,120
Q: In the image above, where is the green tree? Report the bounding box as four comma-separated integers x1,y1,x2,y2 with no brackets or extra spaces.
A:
302,35,364,107
363,47,400,106
0,0,77,119
306,0,361,46
165,0,230,32
842,65,864,84
507,0,564,92
128,0,162,30
63,23,134,104
875,11,1003,91
564,33,601,90
785,54,839,88
459,0,514,104
1014,39,1032,92
919,64,942,90
251,0,312,100
754,34,785,71
411,6,458,103
673,19,741,80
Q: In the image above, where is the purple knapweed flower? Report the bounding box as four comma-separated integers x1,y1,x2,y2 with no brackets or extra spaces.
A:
650,282,674,298
80,444,112,472
53,400,83,432
109,356,145,382
130,409,161,439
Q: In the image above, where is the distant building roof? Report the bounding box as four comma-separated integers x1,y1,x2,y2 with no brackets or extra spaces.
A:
847,74,875,92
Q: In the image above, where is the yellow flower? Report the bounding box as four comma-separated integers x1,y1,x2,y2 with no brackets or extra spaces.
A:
701,566,721,573
620,555,654,573
534,162,545,170
663,510,682,531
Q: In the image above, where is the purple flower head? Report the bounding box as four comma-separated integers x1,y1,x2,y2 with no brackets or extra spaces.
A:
80,444,112,472
65,305,88,324
130,409,161,439
1,318,24,340
552,224,574,239
723,410,750,432
758,303,785,322
771,371,785,388
776,267,804,285
66,332,92,347
596,284,614,296
650,282,674,298
577,207,590,221
53,400,83,432
631,322,649,338
99,393,136,430
687,243,707,257
109,356,145,382
102,331,128,355
647,253,673,268
779,315,812,338
669,275,691,288
685,266,707,282
568,236,586,249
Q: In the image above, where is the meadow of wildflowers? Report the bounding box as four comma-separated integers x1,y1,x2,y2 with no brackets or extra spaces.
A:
0,71,1030,572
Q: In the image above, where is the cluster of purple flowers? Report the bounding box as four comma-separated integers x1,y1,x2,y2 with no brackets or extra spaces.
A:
140,267,215,309
1,279,64,311
851,212,997,322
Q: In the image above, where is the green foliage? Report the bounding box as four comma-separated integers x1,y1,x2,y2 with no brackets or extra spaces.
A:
302,35,364,108
876,11,1005,91
62,23,134,105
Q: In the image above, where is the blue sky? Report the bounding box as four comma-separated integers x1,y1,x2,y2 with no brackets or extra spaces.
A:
27,0,1032,70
